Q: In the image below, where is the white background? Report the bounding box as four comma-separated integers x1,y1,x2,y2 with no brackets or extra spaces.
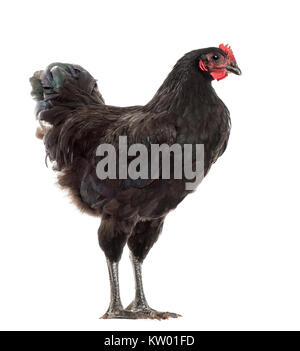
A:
0,0,299,331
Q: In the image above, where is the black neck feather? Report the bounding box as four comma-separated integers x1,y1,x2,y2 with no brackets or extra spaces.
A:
144,60,216,115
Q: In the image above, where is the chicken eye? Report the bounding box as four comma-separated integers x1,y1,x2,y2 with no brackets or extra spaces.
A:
212,55,219,60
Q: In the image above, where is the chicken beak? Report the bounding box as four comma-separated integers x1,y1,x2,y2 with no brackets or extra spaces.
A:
226,63,242,75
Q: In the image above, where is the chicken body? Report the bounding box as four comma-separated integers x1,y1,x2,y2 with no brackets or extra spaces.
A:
30,47,240,319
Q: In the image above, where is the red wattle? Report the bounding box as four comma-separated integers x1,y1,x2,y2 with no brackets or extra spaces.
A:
210,69,228,81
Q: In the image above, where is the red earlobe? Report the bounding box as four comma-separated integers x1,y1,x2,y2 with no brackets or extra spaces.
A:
199,60,208,71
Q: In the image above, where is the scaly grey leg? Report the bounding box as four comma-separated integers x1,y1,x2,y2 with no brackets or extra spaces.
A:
125,253,182,320
101,259,136,319
127,253,149,311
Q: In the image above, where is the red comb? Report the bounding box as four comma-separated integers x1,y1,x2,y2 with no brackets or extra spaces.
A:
219,44,236,62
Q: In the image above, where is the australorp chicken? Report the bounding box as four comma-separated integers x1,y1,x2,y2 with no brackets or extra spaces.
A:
30,44,241,319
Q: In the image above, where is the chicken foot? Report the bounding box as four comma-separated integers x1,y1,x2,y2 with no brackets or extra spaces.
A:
100,259,136,319
125,253,182,320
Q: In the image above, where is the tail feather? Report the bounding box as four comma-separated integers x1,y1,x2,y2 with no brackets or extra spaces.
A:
30,62,104,169
30,62,104,121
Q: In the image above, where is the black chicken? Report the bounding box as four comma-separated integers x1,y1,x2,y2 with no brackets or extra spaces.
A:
30,44,241,319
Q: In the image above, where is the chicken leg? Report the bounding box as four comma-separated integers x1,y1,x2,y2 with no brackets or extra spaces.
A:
125,253,181,320
101,258,136,319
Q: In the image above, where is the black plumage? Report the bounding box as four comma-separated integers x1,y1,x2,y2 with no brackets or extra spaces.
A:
30,46,240,319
